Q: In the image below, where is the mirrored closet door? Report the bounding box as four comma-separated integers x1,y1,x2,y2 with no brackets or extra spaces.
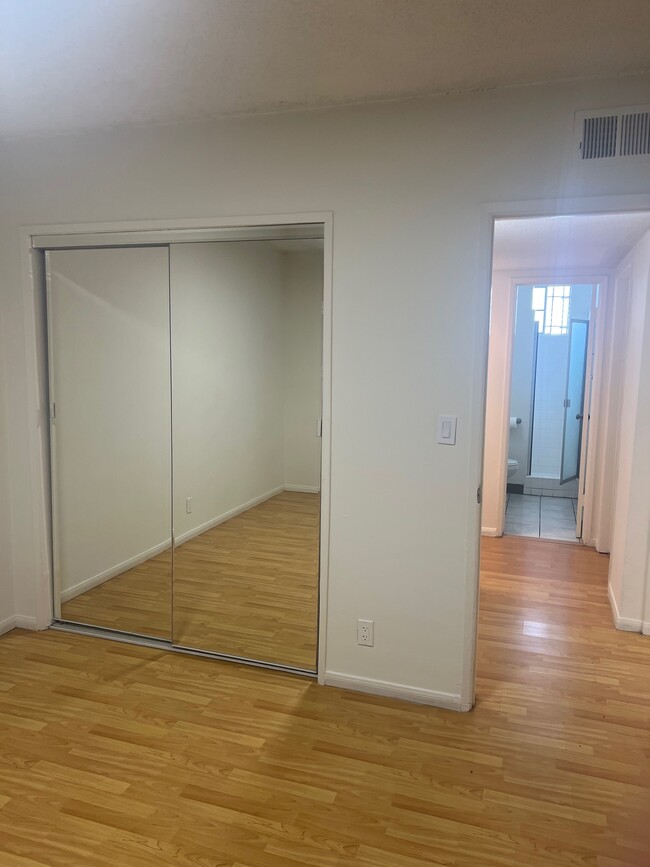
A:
47,246,173,639
170,239,323,671
46,227,324,673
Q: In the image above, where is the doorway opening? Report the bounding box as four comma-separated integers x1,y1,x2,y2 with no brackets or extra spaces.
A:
481,209,650,550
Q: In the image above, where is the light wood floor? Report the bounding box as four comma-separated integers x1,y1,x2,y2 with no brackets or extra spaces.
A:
1,535,649,865
61,492,320,668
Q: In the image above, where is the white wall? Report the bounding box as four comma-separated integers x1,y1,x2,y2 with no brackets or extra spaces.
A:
508,284,536,485
1,73,650,704
47,248,172,598
171,241,286,543
283,250,323,492
609,228,650,631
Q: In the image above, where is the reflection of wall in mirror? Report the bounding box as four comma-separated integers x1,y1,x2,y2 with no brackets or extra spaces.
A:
283,250,324,494
172,242,323,547
49,247,172,602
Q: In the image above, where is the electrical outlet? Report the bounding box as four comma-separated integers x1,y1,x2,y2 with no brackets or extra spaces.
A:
357,619,374,646
185,497,193,514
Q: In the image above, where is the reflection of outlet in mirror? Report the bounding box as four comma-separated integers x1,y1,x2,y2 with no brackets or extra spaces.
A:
185,497,192,514
357,619,374,646
436,414,457,445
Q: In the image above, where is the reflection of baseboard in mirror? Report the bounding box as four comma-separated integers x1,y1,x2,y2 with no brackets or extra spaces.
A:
60,538,171,602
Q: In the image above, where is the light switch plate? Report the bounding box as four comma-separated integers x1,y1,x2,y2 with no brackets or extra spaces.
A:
437,414,457,445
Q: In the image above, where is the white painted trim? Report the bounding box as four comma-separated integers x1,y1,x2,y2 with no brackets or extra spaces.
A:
608,582,642,632
60,539,172,603
324,672,464,711
0,615,40,636
317,213,333,685
577,277,610,546
0,616,17,637
481,527,501,537
643,623,650,636
14,615,39,630
20,238,54,630
284,484,320,493
174,487,284,546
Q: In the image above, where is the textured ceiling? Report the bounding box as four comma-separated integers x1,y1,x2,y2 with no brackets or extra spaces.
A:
493,213,650,272
1,0,650,137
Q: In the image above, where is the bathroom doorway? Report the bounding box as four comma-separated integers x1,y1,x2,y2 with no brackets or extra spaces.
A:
505,282,595,542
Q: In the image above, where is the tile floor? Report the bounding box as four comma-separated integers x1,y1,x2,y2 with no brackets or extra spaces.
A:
504,493,579,542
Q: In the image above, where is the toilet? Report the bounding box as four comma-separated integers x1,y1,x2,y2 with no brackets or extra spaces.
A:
507,458,518,479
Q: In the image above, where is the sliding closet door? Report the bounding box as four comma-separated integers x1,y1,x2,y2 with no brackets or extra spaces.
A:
171,240,323,670
47,247,172,639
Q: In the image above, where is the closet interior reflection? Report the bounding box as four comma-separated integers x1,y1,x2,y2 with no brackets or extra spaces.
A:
47,225,324,673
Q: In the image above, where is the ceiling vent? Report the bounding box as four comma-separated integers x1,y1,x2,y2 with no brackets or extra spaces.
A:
576,106,650,161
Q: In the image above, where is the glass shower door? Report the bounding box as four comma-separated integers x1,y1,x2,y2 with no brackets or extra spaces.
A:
560,319,589,485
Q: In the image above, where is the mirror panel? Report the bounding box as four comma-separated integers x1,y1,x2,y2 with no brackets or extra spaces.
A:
48,247,172,639
171,240,323,669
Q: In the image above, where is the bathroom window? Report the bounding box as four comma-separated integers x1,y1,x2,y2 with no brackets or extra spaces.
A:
532,284,570,335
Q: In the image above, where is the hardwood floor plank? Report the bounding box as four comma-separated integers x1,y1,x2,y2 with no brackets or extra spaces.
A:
1,535,649,864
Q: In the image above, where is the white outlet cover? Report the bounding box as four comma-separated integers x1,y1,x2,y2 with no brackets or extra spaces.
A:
357,618,374,646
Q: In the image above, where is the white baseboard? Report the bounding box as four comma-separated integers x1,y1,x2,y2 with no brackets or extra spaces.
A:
323,671,463,711
284,484,320,494
608,583,642,632
175,486,284,546
60,539,171,603
481,527,501,537
643,623,650,636
15,615,39,630
0,616,16,637
0,614,39,636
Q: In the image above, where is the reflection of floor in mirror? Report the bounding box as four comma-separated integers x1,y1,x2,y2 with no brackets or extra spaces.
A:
60,548,172,639
60,490,320,669
173,490,320,670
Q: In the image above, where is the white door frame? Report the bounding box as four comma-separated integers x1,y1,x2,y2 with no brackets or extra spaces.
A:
19,211,333,679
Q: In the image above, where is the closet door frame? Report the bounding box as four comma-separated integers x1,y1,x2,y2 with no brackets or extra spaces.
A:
22,212,333,680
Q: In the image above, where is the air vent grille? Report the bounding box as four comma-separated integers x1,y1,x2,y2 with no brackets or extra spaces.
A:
581,115,618,159
577,105,650,161
620,112,650,156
